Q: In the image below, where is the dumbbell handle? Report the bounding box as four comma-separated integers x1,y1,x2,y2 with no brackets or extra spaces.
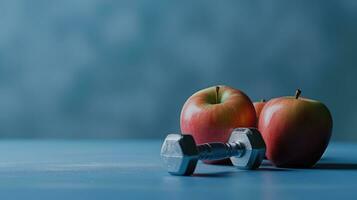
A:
196,142,245,160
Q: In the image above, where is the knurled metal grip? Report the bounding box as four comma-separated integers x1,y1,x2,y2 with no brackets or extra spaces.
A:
196,142,245,160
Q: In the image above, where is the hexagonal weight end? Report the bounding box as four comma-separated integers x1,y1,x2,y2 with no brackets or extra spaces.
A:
229,128,266,169
160,134,199,175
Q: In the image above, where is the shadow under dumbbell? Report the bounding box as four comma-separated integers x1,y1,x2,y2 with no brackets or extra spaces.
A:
192,171,236,177
313,163,357,170
192,167,292,177
256,167,293,171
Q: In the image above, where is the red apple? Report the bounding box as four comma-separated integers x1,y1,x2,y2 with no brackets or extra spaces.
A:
180,85,256,164
258,89,333,167
253,99,267,127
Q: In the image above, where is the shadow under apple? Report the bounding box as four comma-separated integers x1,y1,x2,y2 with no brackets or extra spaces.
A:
313,163,357,170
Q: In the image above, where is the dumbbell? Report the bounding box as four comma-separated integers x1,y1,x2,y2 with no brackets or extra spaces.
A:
160,128,266,176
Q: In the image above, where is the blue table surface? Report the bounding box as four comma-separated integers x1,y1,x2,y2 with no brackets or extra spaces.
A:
0,140,355,200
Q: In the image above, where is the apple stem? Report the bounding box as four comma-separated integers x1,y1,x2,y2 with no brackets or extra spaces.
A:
216,86,220,104
295,89,301,99
261,99,266,102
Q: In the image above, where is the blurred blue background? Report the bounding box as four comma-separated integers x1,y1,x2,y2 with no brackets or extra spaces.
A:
0,0,356,140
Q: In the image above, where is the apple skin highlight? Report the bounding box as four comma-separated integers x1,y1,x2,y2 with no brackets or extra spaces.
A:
180,85,256,164
258,91,333,168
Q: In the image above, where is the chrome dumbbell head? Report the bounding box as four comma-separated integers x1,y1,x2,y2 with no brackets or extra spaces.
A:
160,134,199,176
160,128,266,176
229,128,266,169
